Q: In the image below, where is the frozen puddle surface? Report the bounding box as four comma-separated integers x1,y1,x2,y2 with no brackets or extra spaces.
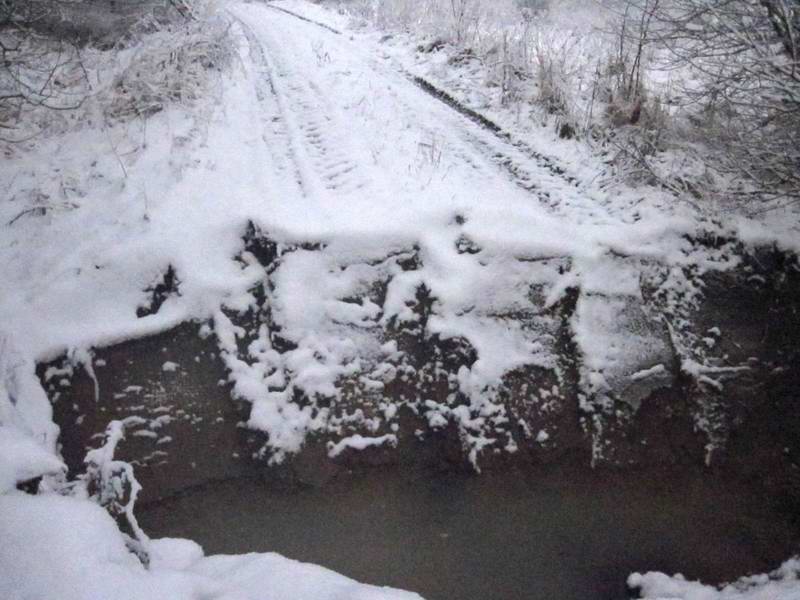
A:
138,466,798,600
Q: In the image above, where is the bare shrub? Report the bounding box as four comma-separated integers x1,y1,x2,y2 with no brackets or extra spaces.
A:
0,0,231,140
0,1,90,140
104,10,234,122
603,0,800,207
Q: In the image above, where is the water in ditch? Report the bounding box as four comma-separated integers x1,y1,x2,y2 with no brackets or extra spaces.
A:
45,324,799,600
137,463,798,600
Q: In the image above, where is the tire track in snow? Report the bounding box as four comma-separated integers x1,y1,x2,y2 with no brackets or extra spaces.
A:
287,78,366,194
409,76,576,184
258,2,611,219
389,72,611,218
234,15,306,196
358,53,611,219
264,2,342,35
240,14,371,198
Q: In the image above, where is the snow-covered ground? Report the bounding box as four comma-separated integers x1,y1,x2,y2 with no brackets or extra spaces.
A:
630,560,800,600
1,1,799,598
0,490,421,600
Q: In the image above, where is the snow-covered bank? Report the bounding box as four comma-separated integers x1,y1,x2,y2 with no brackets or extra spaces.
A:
630,559,800,600
0,491,421,600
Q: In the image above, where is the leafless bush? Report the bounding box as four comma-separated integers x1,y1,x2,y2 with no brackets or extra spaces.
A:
104,10,234,122
340,0,517,48
0,1,90,140
596,0,799,207
532,35,577,120
0,0,231,140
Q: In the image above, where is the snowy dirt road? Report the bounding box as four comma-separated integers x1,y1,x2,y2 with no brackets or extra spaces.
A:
232,3,618,225
231,3,603,224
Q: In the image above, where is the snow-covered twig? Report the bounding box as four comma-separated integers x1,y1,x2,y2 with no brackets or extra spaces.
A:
82,419,149,563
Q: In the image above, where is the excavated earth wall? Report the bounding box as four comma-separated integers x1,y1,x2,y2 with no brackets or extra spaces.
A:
41,225,800,511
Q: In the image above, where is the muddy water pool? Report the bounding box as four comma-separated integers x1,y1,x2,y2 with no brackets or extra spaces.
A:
138,464,798,600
